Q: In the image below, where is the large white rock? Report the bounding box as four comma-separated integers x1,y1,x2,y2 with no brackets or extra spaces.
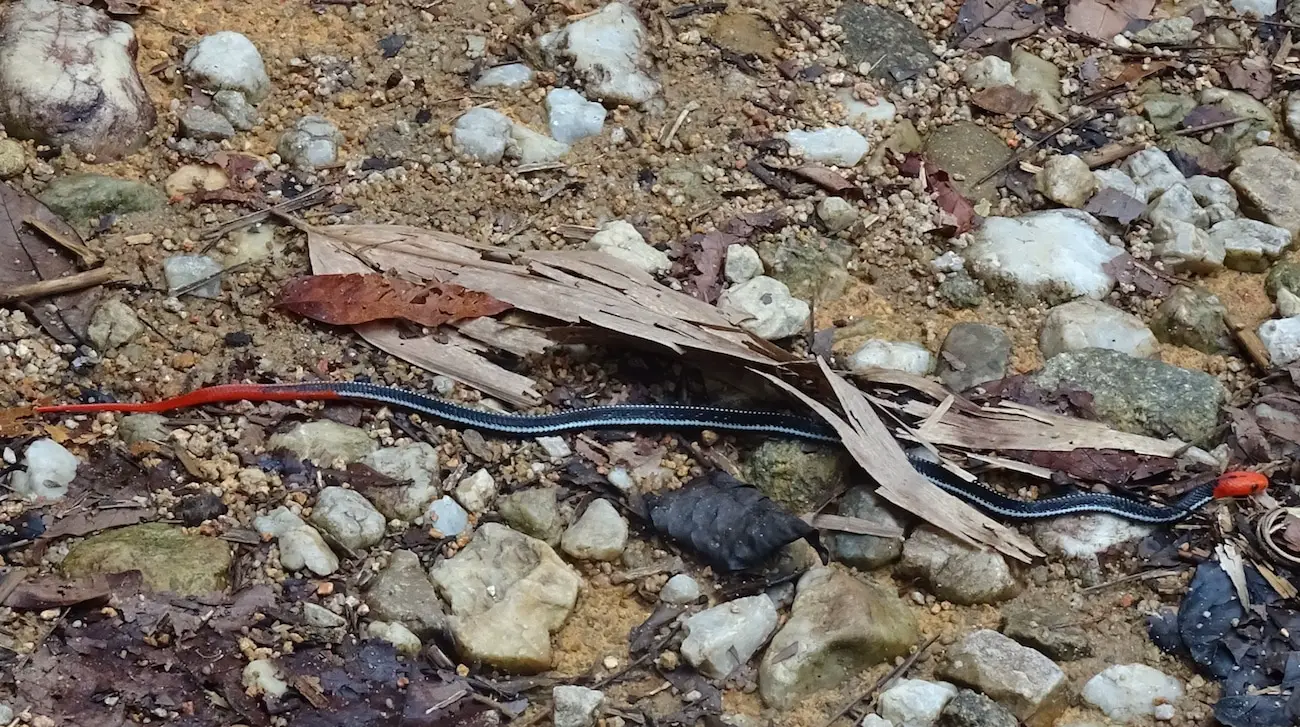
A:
1121,148,1186,200
846,340,934,374
453,108,512,163
1039,299,1159,359
877,679,959,727
718,276,810,340
586,220,669,274
784,126,869,167
680,595,778,678
1258,316,1300,365
1210,218,1293,272
183,31,271,102
1082,664,1183,723
967,210,1122,303
0,0,156,160
10,438,78,500
539,3,659,105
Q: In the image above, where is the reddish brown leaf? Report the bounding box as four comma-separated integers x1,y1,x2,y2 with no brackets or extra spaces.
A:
1065,0,1156,41
3,572,141,610
1004,448,1178,486
1225,58,1273,101
898,154,976,236
789,165,863,198
1102,252,1174,297
0,406,34,437
277,273,513,328
970,86,1036,115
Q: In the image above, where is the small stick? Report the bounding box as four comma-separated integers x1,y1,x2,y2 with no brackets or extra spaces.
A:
1223,310,1271,372
0,267,118,304
1175,116,1246,136
659,101,700,148
1081,142,1144,168
819,634,940,727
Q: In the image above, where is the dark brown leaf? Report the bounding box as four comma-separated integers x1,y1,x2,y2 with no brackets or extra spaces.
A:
952,0,1045,48
3,572,141,609
788,165,863,198
39,507,149,542
898,153,977,236
1102,252,1174,297
0,405,34,436
682,230,742,303
278,273,512,328
1065,0,1156,41
970,85,1036,115
1225,58,1273,101
1004,448,1178,485
0,182,102,344
1229,407,1270,463
1181,105,1237,129
1085,188,1146,225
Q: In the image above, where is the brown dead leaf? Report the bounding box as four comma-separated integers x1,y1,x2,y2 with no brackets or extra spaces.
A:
1102,252,1174,297
1065,0,1156,41
1225,58,1273,101
788,165,863,198
1084,188,1146,225
898,153,977,236
278,273,513,328
0,183,103,344
682,230,742,303
3,572,142,610
952,0,1045,48
0,406,34,437
1004,448,1178,485
39,507,149,543
970,86,1036,115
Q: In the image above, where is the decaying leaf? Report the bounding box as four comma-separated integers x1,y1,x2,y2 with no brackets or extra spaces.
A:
898,153,977,235
952,0,1045,48
970,85,1036,115
0,183,103,344
38,507,150,543
1065,0,1156,41
1084,188,1146,225
645,471,823,571
1102,252,1174,297
1003,448,1178,485
682,230,742,303
278,273,512,328
3,571,141,609
789,165,862,198
0,405,34,436
1225,58,1273,101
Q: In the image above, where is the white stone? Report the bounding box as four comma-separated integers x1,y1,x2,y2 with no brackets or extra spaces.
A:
10,438,78,500
425,496,471,537
877,679,959,727
254,507,339,576
1039,299,1159,359
242,659,287,698
1145,184,1208,229
1186,175,1239,210
0,0,155,160
454,468,497,513
861,716,895,727
1032,514,1154,574
931,251,965,273
360,442,441,521
838,89,896,126
660,573,703,604
784,126,869,167
724,244,763,283
1230,0,1277,17
453,108,512,163
508,124,569,164
586,220,669,274
1037,154,1096,208
818,196,858,233
680,595,779,678
718,276,810,340
962,56,1015,90
1121,148,1186,200
302,602,346,628
560,499,628,561
547,87,607,144
967,210,1122,302
1279,288,1300,317
1211,218,1294,272
536,436,571,459
553,685,605,727
164,255,223,298
846,340,933,374
539,3,659,105
1082,664,1184,723
310,487,386,550
277,115,341,170
1154,704,1176,721
1093,168,1146,203
472,63,535,90
1259,316,1300,365
1152,220,1225,273
366,621,422,656
183,31,271,102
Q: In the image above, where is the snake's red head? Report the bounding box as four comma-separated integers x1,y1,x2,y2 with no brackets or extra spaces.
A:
1213,471,1269,499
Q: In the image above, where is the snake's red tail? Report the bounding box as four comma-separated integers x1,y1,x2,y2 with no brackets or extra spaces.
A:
35,383,342,415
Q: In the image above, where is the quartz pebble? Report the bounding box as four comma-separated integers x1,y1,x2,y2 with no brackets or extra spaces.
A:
10,438,78,500
425,496,471,537
784,126,869,167
547,88,606,144
586,220,669,274
660,574,703,604
452,108,512,163
164,255,224,299
718,276,810,340
183,31,271,102
846,340,933,375
724,244,763,283
473,63,535,90
560,499,628,561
